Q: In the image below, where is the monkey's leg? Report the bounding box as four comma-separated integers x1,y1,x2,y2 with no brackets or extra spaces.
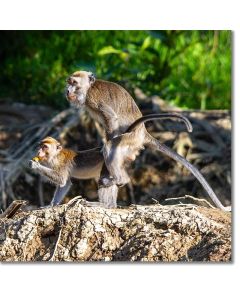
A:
51,180,72,206
108,162,131,187
102,135,139,187
99,157,130,188
98,184,119,208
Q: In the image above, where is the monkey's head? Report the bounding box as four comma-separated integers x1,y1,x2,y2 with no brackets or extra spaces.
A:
65,71,95,107
37,137,62,163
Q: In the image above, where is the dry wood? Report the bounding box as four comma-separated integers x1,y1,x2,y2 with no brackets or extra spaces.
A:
0,198,231,262
0,200,28,218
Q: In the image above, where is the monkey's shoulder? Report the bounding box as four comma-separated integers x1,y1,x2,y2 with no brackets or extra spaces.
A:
94,79,125,90
89,80,133,101
87,79,142,120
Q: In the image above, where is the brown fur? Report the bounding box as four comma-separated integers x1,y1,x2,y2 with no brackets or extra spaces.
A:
72,71,85,77
41,136,58,144
67,75,146,185
86,80,142,136
56,149,77,166
31,136,117,207
64,71,228,211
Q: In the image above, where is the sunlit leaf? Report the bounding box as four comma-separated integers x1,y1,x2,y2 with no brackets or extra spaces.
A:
98,46,121,56
141,36,151,51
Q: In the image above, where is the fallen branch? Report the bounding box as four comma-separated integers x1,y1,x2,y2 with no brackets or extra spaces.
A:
162,194,216,208
0,198,231,262
0,200,28,219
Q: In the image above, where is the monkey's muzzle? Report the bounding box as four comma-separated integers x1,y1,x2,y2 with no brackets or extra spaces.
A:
66,93,77,102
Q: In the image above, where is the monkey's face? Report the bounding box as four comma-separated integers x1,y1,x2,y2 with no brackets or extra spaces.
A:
37,138,62,163
66,71,95,107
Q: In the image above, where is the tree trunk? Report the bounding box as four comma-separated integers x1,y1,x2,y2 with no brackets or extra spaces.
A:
0,200,231,262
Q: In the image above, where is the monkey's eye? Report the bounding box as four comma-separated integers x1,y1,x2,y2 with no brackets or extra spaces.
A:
72,80,78,85
66,77,77,85
41,144,48,150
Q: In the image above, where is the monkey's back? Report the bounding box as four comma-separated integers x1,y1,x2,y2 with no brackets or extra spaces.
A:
86,80,143,133
71,147,104,180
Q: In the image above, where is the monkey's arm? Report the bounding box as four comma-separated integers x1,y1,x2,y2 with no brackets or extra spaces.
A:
30,160,68,187
98,104,120,139
51,180,72,206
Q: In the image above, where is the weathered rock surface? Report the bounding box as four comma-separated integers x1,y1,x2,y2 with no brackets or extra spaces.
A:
0,200,231,262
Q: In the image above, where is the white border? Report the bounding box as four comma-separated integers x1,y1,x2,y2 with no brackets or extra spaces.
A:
0,1,239,299
0,0,238,29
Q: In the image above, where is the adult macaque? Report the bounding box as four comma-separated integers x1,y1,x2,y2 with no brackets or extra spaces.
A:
65,70,230,211
29,113,192,208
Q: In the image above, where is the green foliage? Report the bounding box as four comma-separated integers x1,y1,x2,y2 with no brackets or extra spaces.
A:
0,30,231,109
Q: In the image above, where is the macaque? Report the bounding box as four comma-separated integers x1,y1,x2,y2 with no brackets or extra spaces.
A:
29,113,193,208
65,70,230,211
30,136,112,207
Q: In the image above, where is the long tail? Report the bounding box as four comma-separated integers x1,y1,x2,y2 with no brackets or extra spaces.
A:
146,134,230,211
125,113,193,133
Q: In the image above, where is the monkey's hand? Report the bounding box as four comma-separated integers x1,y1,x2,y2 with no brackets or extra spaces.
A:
29,160,41,169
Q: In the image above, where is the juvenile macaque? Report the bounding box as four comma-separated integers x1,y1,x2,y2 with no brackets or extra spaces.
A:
65,71,230,211
30,136,112,207
29,113,193,208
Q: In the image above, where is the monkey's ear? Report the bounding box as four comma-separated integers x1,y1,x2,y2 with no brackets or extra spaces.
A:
89,73,95,85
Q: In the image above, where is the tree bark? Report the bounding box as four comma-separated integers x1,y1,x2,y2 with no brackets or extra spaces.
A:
0,200,231,262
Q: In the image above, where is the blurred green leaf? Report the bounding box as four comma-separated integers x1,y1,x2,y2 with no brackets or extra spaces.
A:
0,30,231,110
98,46,121,56
141,36,151,51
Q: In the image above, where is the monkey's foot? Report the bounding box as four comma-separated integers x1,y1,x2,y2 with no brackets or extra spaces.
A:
98,176,116,188
99,175,130,188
